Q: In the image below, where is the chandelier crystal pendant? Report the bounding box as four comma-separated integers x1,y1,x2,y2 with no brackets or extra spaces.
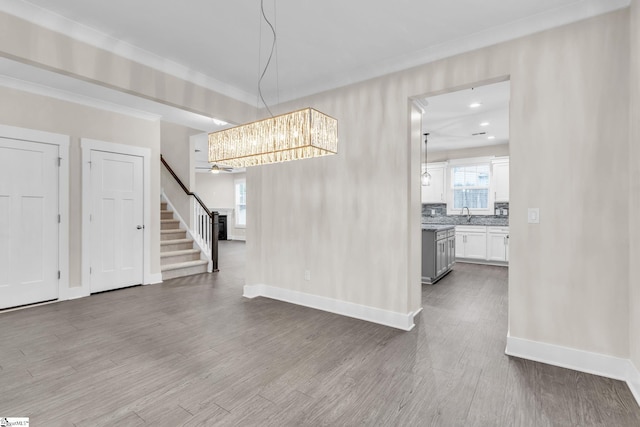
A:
208,107,337,168
208,1,338,168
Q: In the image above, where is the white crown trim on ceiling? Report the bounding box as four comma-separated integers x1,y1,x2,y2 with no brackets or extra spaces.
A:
0,0,631,105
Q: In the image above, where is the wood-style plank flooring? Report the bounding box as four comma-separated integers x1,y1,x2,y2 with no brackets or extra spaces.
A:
1,241,639,426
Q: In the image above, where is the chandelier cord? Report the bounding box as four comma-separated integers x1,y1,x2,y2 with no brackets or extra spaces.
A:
256,4,263,113
258,0,276,117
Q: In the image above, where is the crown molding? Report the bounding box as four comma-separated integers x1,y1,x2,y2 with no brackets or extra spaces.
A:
0,0,256,105
277,0,631,102
0,0,631,104
0,74,161,121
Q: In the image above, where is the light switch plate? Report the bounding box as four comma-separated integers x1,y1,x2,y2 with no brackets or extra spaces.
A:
528,208,540,224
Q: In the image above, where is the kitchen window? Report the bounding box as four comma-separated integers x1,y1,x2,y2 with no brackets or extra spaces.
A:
235,178,246,228
450,163,490,212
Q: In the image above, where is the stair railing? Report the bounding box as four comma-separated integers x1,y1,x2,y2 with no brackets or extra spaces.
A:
160,155,218,272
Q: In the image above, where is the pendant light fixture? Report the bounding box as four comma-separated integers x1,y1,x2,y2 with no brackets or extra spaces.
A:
208,0,338,168
421,133,431,186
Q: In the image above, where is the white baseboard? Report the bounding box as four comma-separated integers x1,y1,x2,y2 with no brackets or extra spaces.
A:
506,335,640,407
145,273,163,285
629,361,640,405
59,285,90,301
228,235,246,241
243,284,420,331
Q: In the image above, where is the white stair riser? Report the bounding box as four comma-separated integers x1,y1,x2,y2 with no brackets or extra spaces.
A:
161,252,201,265
162,264,208,280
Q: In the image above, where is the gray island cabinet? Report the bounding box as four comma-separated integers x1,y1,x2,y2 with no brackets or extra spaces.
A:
421,225,456,284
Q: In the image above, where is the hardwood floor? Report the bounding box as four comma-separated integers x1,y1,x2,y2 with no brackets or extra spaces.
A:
1,242,639,426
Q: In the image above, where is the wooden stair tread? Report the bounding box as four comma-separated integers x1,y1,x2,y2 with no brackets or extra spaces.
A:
160,249,200,257
161,238,192,245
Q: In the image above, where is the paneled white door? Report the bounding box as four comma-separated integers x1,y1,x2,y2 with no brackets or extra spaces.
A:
0,138,58,309
90,150,143,293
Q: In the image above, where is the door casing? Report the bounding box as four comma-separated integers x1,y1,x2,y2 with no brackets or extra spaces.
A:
0,124,69,304
81,138,152,296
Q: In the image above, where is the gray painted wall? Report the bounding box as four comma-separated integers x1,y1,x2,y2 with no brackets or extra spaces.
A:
0,85,161,287
0,5,636,365
629,0,640,371
246,9,633,358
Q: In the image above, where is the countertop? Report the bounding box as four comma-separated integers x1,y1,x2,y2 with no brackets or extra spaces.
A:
422,216,509,227
421,224,456,232
422,221,510,231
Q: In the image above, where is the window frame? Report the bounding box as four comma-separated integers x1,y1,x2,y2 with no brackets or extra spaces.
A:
234,178,246,228
446,158,493,216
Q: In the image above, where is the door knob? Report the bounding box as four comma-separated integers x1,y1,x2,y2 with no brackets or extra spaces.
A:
136,225,144,229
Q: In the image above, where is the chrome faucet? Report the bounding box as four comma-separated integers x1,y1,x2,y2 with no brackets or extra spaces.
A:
462,207,471,223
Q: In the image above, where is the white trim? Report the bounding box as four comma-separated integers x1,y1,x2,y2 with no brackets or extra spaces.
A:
243,284,420,331
58,286,90,301
0,74,161,122
0,0,255,105
446,156,496,166
278,0,632,102
234,178,247,228
0,0,628,104
81,138,153,294
228,235,246,242
628,362,640,405
506,335,640,407
0,124,70,303
145,273,164,285
446,160,494,216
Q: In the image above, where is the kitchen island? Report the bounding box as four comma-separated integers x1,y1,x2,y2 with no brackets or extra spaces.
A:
422,224,456,284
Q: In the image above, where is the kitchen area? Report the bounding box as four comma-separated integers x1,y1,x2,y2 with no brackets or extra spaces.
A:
418,80,510,284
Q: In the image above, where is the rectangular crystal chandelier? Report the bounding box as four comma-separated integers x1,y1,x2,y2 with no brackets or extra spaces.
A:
208,107,338,168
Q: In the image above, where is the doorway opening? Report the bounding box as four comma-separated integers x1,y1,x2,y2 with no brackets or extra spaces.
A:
412,78,510,314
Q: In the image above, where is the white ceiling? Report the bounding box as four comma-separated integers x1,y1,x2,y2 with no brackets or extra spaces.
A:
420,80,510,152
0,0,629,106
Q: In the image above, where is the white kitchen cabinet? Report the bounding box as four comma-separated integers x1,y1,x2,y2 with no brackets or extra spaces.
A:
455,226,487,260
492,158,509,202
487,227,509,262
421,162,447,203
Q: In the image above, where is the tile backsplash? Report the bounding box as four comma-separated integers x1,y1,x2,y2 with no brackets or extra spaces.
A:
422,202,509,226
422,203,447,217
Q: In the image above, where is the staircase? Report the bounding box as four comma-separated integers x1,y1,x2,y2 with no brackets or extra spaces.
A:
160,201,209,280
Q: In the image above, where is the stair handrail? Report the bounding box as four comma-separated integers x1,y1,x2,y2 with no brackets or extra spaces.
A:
160,155,218,272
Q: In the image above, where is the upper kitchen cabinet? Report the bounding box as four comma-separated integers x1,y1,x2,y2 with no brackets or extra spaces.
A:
492,157,509,202
421,162,447,203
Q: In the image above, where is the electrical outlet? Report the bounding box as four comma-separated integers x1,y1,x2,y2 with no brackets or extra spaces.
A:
304,270,311,281
528,208,540,224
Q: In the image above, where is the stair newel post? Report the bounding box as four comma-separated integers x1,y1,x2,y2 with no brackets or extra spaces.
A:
211,211,219,272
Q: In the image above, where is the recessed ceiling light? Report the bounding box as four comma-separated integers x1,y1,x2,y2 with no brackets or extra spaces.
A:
469,102,482,108
487,135,496,140
480,122,490,127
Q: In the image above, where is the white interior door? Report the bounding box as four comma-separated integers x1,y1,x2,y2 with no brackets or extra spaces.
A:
0,138,58,308
90,150,143,293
